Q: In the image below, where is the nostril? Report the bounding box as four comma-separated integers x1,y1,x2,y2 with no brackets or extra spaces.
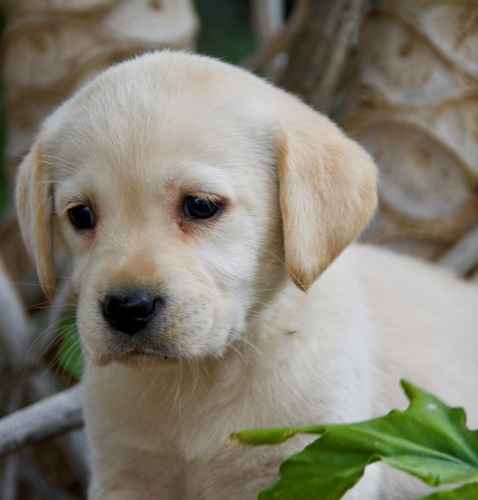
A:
103,291,159,335
104,293,155,319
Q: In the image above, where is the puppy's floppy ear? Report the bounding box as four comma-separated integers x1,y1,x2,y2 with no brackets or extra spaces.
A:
15,143,56,301
277,105,377,291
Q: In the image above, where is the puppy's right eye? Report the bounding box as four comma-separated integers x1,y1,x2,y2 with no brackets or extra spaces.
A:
68,205,95,230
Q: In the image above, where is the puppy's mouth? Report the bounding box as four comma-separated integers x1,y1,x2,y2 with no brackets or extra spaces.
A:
115,349,183,367
87,340,183,367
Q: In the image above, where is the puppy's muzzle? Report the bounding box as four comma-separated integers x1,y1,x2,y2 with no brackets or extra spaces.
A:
102,291,160,335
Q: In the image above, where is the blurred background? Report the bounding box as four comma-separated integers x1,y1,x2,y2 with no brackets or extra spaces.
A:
0,0,477,498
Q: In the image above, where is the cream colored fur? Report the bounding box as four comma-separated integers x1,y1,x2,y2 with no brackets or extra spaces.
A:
15,51,478,500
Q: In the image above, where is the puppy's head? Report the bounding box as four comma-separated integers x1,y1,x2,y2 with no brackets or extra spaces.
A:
16,52,377,365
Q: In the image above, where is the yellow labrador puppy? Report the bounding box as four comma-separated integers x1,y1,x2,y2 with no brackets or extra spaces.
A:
16,51,478,499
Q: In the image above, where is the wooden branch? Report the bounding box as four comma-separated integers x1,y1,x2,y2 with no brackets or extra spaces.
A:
0,254,33,366
250,0,285,76
0,452,19,500
56,429,90,485
0,384,84,458
1,366,30,499
0,252,70,399
275,0,368,113
243,0,312,73
438,225,478,276
18,451,78,500
0,254,89,479
309,0,366,111
251,0,284,47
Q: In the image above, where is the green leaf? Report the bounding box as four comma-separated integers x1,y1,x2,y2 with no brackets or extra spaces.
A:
418,482,478,499
231,381,478,500
229,427,322,446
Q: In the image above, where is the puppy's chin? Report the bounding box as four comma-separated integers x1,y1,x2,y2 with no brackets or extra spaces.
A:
114,352,182,369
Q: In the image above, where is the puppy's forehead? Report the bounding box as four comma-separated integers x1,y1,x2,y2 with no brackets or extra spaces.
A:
42,52,277,179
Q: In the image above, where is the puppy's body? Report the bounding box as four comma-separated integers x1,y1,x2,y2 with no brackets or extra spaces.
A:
15,52,478,499
84,246,478,499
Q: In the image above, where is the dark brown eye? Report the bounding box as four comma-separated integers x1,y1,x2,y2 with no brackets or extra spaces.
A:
68,205,95,230
184,196,221,219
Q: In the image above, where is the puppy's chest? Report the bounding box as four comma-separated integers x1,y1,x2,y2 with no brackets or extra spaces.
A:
121,415,304,500
101,391,296,499
110,386,251,457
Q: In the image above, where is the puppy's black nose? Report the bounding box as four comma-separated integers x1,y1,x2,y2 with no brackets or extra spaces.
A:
103,292,159,335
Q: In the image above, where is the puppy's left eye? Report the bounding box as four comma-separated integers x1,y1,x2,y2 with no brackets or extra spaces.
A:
184,196,221,219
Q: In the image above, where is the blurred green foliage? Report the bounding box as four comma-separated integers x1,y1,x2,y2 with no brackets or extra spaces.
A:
57,312,84,379
196,0,256,64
